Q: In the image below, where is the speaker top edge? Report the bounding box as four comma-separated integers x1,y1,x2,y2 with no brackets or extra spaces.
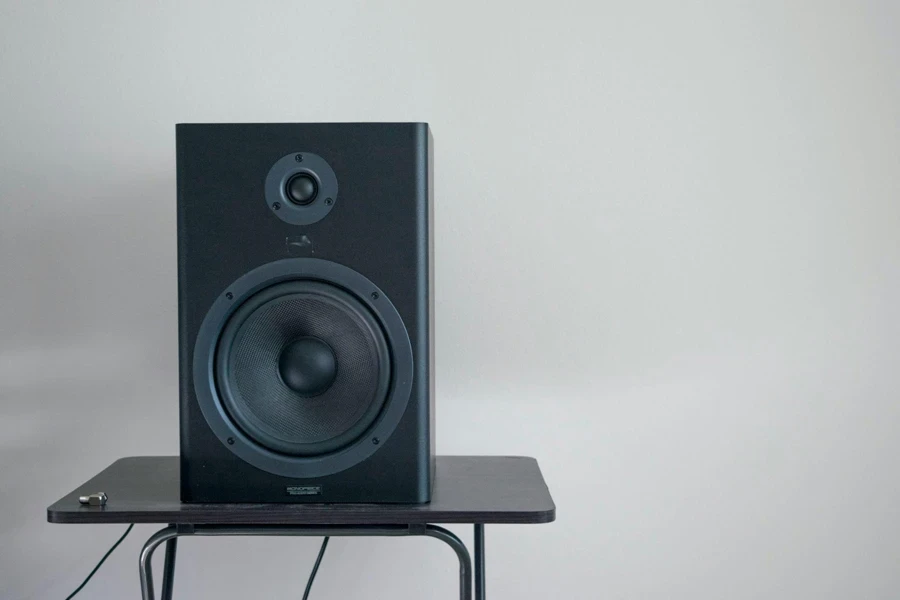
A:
175,121,430,128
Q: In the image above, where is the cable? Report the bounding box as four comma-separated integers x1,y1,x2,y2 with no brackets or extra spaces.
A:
64,524,134,600
64,526,327,599
301,536,330,600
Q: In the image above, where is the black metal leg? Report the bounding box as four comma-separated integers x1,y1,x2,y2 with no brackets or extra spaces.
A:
138,524,473,600
160,529,178,600
474,524,485,600
421,525,473,600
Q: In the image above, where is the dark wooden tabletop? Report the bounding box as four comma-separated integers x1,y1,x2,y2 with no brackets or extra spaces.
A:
47,456,555,525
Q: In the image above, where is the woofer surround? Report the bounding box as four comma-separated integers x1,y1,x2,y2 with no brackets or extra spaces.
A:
193,258,414,478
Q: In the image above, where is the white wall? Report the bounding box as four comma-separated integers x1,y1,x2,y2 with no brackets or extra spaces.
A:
2,1,899,598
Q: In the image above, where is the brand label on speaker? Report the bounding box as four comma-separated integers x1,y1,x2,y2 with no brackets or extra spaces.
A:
286,485,322,496
286,234,313,256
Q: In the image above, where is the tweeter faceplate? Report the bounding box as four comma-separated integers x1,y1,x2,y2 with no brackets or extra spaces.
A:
265,152,338,225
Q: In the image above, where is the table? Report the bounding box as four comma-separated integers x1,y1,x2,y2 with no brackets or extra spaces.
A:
47,456,555,600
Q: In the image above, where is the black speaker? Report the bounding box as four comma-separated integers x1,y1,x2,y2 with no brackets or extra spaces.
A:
177,123,434,503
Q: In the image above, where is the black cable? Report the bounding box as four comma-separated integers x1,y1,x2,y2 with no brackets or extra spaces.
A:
64,523,134,600
301,536,330,600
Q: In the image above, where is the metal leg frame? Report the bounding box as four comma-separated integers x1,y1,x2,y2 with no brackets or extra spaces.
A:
474,524,485,599
160,530,177,600
139,523,483,600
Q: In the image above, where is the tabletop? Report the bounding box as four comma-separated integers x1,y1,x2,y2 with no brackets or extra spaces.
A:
47,455,555,526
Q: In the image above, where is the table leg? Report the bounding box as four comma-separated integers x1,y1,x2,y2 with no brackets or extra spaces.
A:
474,524,485,600
138,524,473,600
420,525,473,600
160,528,178,600
139,525,178,600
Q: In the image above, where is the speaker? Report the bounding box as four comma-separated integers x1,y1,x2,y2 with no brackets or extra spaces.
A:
177,123,434,503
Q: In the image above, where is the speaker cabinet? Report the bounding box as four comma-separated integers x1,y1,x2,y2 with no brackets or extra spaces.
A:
177,123,434,503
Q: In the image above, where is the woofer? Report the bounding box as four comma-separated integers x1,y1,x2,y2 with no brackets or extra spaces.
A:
215,281,390,456
192,257,414,479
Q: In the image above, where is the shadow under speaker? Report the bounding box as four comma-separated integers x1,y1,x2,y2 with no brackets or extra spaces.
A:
177,122,434,503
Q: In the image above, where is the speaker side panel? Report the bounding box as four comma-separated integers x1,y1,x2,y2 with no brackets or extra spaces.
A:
424,126,436,493
177,123,433,503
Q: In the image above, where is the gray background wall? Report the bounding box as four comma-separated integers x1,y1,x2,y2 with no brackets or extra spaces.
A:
2,1,899,598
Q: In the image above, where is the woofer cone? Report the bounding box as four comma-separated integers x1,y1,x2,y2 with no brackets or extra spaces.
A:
214,280,391,456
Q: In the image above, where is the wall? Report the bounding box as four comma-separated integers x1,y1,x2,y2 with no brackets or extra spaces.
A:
1,1,899,598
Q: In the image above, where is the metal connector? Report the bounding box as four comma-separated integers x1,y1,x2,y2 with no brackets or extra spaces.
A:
78,492,108,506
